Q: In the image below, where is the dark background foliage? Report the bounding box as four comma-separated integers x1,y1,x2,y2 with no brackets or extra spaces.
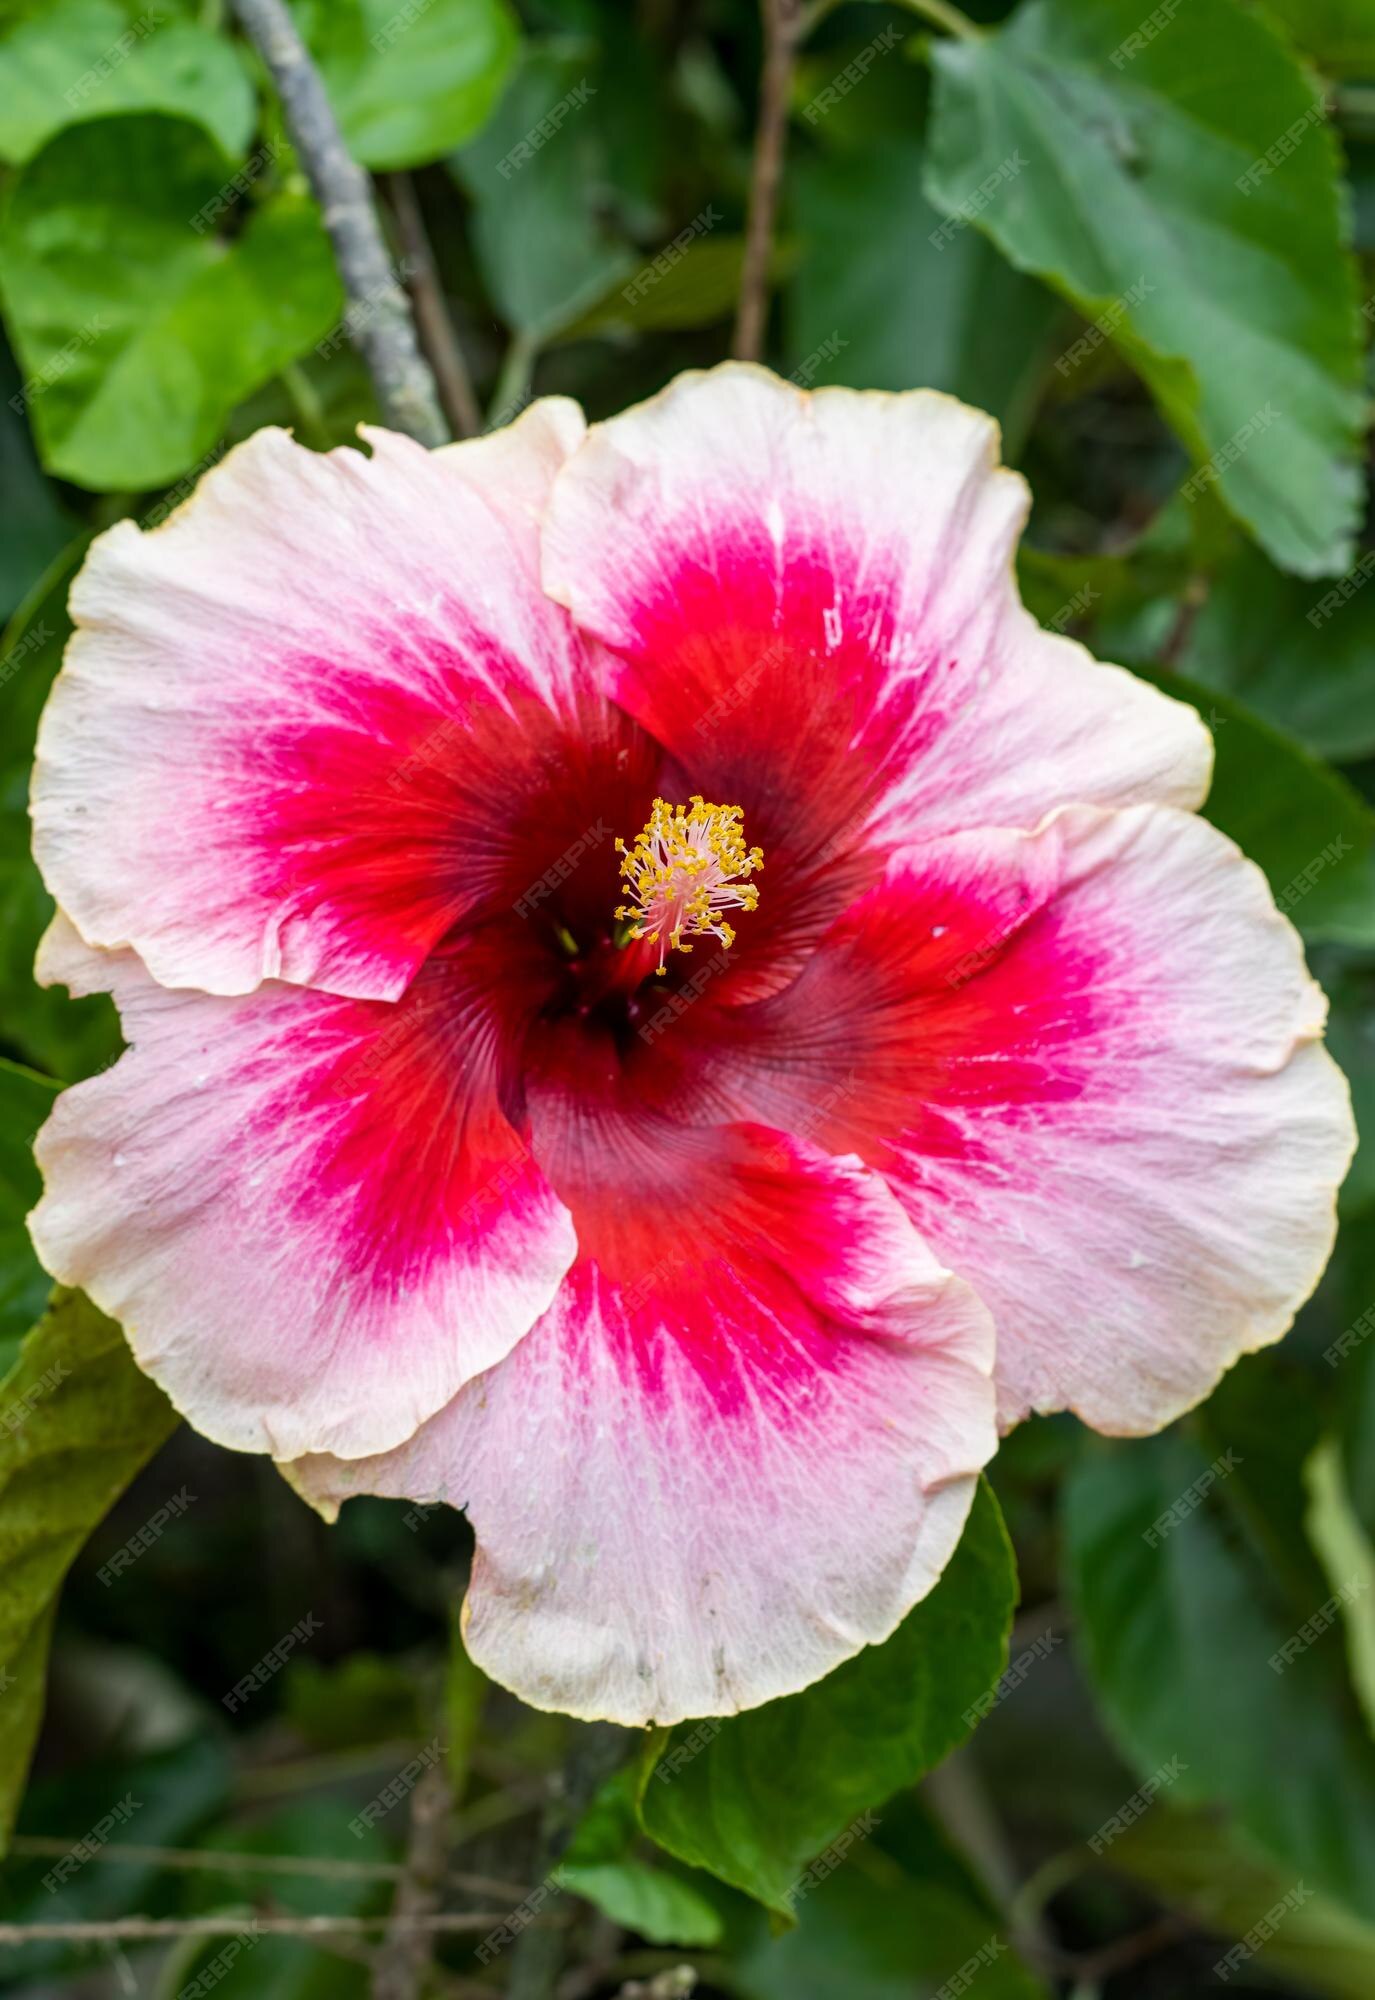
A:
1,0,1375,1995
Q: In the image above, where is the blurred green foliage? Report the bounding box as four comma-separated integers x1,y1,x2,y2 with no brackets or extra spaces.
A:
0,0,1374,1995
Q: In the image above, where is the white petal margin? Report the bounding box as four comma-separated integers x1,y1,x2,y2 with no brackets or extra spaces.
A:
904,808,1358,1433
28,915,577,1462
288,1136,998,1726
539,360,1212,836
32,400,588,1002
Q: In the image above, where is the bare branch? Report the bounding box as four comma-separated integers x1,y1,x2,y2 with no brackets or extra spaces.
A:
6,1831,528,1902
508,1721,631,2000
0,1912,543,1945
373,1759,453,2000
733,0,803,363
230,0,450,446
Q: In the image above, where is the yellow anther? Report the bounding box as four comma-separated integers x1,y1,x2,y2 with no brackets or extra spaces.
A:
616,796,763,974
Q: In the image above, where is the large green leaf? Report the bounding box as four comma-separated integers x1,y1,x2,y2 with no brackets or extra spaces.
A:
0,347,73,623
0,0,255,164
1064,1359,1375,1923
733,1796,1048,2000
1264,0,1375,77
0,1289,177,1849
638,1480,1016,1916
0,114,343,491
1322,951,1375,1218
0,537,120,1082
1109,1805,1375,2000
788,100,1061,457
1179,537,1375,764
1129,665,1375,947
562,237,791,341
1306,1434,1375,1736
924,0,1363,576
295,0,518,171
452,41,637,343
0,1059,57,1372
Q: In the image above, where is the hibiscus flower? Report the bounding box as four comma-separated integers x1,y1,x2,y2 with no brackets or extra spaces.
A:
28,364,1353,1724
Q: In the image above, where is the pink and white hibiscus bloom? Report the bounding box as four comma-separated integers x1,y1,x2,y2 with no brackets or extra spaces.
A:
28,363,1353,1725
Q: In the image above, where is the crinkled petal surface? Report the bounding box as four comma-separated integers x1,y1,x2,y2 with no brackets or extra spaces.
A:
540,363,1213,885
28,916,576,1460
290,1124,996,1725
32,401,603,1000
629,806,1354,1432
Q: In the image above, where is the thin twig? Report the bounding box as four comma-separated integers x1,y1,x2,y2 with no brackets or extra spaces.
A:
386,172,482,438
733,0,803,363
1069,1911,1194,1982
373,1760,453,2000
230,0,450,446
5,1832,529,1902
0,1913,539,1944
8,1833,402,1884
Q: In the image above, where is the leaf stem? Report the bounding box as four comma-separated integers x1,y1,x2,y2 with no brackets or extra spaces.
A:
897,0,983,40
279,360,330,449
487,331,539,432
386,172,482,439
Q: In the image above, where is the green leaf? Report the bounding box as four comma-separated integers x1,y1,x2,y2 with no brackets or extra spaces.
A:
1305,1434,1375,1737
1322,952,1375,1218
0,348,75,623
1064,1359,1375,1923
1129,664,1375,947
0,536,120,1081
561,236,791,341
732,1802,1048,2000
452,41,637,342
0,113,343,491
562,1857,724,1947
638,1480,1016,1916
0,1059,57,1371
1108,1804,1375,2000
0,0,256,164
562,1766,723,1948
0,1289,178,1850
924,0,1364,576
1179,539,1375,765
788,99,1061,458
295,0,518,171
1264,0,1375,78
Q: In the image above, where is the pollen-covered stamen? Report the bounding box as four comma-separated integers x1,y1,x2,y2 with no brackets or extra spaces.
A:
616,796,763,974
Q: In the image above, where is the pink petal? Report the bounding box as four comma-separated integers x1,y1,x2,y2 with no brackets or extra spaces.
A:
289,1126,996,1724
630,806,1354,1434
32,401,603,1001
28,915,576,1460
541,363,1211,883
